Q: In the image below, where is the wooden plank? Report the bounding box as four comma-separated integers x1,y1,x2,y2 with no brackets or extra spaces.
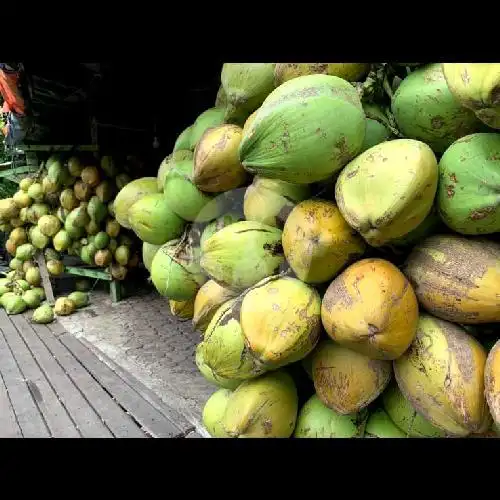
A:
31,323,146,438
46,320,67,337
60,334,184,438
35,253,55,305
12,315,113,438
80,338,194,435
0,310,79,438
0,373,22,438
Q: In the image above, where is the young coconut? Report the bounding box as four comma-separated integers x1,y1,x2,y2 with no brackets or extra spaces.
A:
199,213,243,248
38,214,61,237
53,230,72,252
283,199,366,284
13,190,32,208
294,395,368,438
3,294,27,315
114,177,158,229
54,297,76,316
22,289,42,309
81,166,100,187
321,258,419,360
110,263,128,281
157,149,193,192
106,219,121,239
27,183,44,202
94,249,112,267
312,339,392,415
25,267,41,287
173,125,193,152
46,260,64,276
67,156,83,177
274,63,370,85
243,177,310,228
142,242,161,273
95,180,116,203
195,349,241,390
5,239,17,256
394,314,490,437
19,177,35,192
364,408,407,438
193,124,247,193
188,107,226,150
73,180,93,201
9,227,27,246
169,298,195,320
202,388,233,438
68,291,89,309
16,243,36,262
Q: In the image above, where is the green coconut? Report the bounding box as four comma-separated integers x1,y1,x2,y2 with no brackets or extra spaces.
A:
38,214,61,237
15,279,30,291
94,232,110,250
80,244,97,265
100,156,119,178
163,159,223,223
173,125,194,152
27,203,50,224
31,287,45,301
87,196,108,225
221,63,276,125
189,108,226,150
157,149,194,192
142,242,161,272
27,183,44,202
53,229,72,252
31,304,54,324
128,193,185,245
95,180,115,204
22,289,41,309
294,395,368,438
364,408,407,438
59,188,79,211
114,245,130,266
114,177,159,229
391,63,483,154
67,156,83,177
85,219,100,236
359,104,392,153
195,348,241,390
44,248,60,261
382,382,445,438
243,177,311,228
200,213,244,248
46,260,64,276
200,220,284,290
16,243,36,262
64,210,85,240
71,206,90,228
239,74,366,184
0,292,16,307
19,177,35,192
30,226,50,249
437,133,500,235
106,219,120,238
202,388,233,438
150,239,207,301
56,207,69,224
3,294,27,315
25,267,41,287
68,291,89,308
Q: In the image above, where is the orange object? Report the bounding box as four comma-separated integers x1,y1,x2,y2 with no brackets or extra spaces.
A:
0,68,25,116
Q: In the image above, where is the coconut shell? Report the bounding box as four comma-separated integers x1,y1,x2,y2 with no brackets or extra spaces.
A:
394,314,490,437
94,249,112,267
312,339,392,414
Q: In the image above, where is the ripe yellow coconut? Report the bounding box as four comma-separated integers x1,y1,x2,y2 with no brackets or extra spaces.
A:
312,339,392,414
274,63,371,85
193,124,247,193
282,199,366,284
321,258,419,360
394,313,490,437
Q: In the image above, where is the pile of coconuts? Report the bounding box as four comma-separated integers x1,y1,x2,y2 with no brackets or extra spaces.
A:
61,63,500,438
0,153,144,315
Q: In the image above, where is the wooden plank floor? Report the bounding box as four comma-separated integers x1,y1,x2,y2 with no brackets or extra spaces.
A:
0,309,196,438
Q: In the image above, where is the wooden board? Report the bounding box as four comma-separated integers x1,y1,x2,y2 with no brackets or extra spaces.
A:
35,253,55,305
0,373,22,438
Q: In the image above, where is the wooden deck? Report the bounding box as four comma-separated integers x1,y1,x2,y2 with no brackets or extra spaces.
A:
0,309,200,438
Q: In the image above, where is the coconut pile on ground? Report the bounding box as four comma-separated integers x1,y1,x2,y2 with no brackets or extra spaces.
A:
92,63,500,438
0,154,143,321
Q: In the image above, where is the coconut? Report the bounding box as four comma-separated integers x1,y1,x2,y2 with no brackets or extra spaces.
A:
115,173,132,190
9,227,27,246
22,261,35,273
221,64,276,125
173,125,194,152
294,394,368,438
47,260,64,276
15,279,30,292
106,219,121,239
150,239,207,301
189,107,226,150
80,244,97,265
239,74,365,184
44,248,60,261
3,295,27,315
391,206,444,249
94,249,112,267
195,349,241,390
25,267,41,287
382,382,445,438
200,220,284,291
31,304,55,324
169,298,195,320
335,139,438,247
312,339,392,414
200,213,243,248
68,291,89,309
15,243,36,262
364,408,407,438
242,110,258,134
85,219,99,236
81,166,100,187
95,180,115,203
28,203,50,224
108,238,118,254
56,207,69,224
485,340,500,428
321,258,419,360
394,314,490,437
94,232,110,250
87,196,108,225
42,176,60,195
110,263,128,281
142,242,161,272
27,183,44,202
243,177,310,228
59,188,79,211
5,239,17,256
392,64,482,153
22,289,41,309
202,388,233,438
100,156,118,178
37,215,61,238
53,230,72,252
403,234,500,324
193,124,247,193
19,177,34,192
437,133,500,235
163,160,223,223
157,150,194,192
442,63,500,129
67,156,83,177
68,240,82,257
359,104,392,153
73,180,92,201
54,297,76,316
283,199,366,284
13,190,32,209
221,371,298,438
215,84,227,108
274,63,370,85
64,210,85,240
128,193,185,245
0,198,19,222
192,280,238,333
114,177,158,229
114,245,130,266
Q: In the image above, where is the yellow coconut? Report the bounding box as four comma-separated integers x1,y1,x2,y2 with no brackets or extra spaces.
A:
192,280,238,333
312,339,392,414
19,177,34,192
282,199,366,284
484,340,500,428
81,166,100,187
242,110,259,134
404,234,500,324
9,227,27,246
106,219,121,239
202,388,232,438
0,198,19,222
74,180,93,201
169,298,195,320
221,371,298,438
321,258,419,360
193,124,247,193
54,297,76,316
13,190,32,209
5,239,17,256
335,139,438,247
274,63,370,85
394,313,490,437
